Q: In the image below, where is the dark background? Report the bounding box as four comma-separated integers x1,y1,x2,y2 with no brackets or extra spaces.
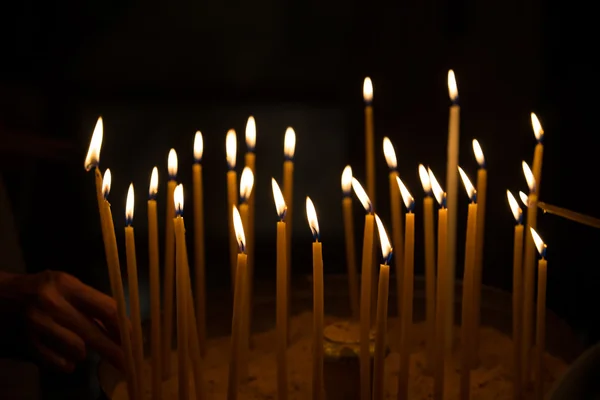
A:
0,0,598,395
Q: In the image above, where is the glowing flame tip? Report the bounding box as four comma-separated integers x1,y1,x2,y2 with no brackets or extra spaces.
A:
246,116,256,150
530,227,546,257
383,137,397,170
271,178,287,219
240,167,255,202
428,168,445,206
458,166,476,201
341,166,353,196
418,164,431,194
194,131,203,162
174,183,184,215
522,161,536,193
472,139,485,167
506,190,522,223
232,205,246,253
531,112,544,142
448,70,458,102
168,149,178,178
374,214,392,263
84,116,103,171
226,129,237,169
363,77,373,103
284,127,296,159
351,178,373,213
306,197,320,240
102,169,112,198
125,183,134,224
396,176,414,210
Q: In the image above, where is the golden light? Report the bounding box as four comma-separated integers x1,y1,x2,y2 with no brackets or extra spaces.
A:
125,183,135,225
226,129,237,170
363,77,373,103
531,112,544,142
149,167,159,198
306,196,320,240
174,183,184,216
240,167,255,203
458,166,476,201
506,190,522,223
448,70,458,102
246,116,256,151
472,139,485,168
102,169,111,199
351,178,373,213
428,168,445,207
374,214,393,264
418,164,431,194
341,165,353,196
396,176,414,211
194,131,203,162
84,117,103,171
284,127,296,160
271,178,287,220
232,205,246,253
168,148,178,179
522,161,536,193
383,137,397,170
519,191,529,208
530,227,547,257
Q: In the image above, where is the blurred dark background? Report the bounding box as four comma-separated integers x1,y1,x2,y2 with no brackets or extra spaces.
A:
0,0,598,396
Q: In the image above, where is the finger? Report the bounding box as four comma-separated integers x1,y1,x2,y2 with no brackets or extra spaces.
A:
28,308,86,362
30,335,75,373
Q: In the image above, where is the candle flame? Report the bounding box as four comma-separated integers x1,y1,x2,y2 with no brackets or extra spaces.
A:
506,190,522,223
351,178,373,213
284,127,296,160
396,176,414,211
149,167,159,198
240,167,254,203
226,129,237,170
531,112,544,142
448,70,458,102
522,161,536,193
519,191,529,208
306,196,320,240
428,168,445,206
530,227,546,257
246,116,256,151
174,183,184,216
102,169,112,199
125,183,134,225
168,149,178,179
232,205,246,253
458,166,476,201
374,214,393,264
383,137,397,170
271,178,287,220
472,139,485,168
84,117,103,171
418,164,432,195
194,131,203,162
341,166,353,196
363,77,373,103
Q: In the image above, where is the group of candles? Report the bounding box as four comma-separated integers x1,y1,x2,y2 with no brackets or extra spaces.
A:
83,68,553,400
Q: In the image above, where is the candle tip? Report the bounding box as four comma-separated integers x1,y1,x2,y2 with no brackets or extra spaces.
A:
363,77,373,103
232,205,246,253
84,116,103,171
341,166,353,196
194,131,203,163
168,149,178,179
226,129,237,170
271,178,287,220
174,183,184,216
149,167,159,199
396,176,414,211
522,161,536,194
531,112,544,142
351,178,373,213
284,127,296,160
383,137,397,170
374,214,393,264
472,139,485,168
428,168,445,206
246,116,256,151
102,169,112,199
125,183,135,225
240,167,255,203
306,197,320,241
447,70,459,103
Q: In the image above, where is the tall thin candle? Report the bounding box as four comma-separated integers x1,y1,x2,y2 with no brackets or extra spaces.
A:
363,77,376,204
283,127,296,344
244,117,257,339
192,131,206,357
239,167,254,381
226,130,239,292
341,166,360,320
472,140,487,360
531,228,548,400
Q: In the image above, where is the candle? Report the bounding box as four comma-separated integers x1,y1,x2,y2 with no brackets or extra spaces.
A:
125,184,144,397
530,228,548,400
521,161,538,382
419,164,436,369
147,167,162,399
458,167,477,400
537,201,600,229
383,138,404,326
531,113,545,196
507,190,524,399
445,70,460,350
396,177,415,400
472,140,487,360
227,129,239,292
244,116,257,340
163,149,178,378
306,197,324,400
341,166,360,320
430,169,447,400
351,177,374,400
363,77,376,204
272,179,288,400
372,215,392,400
283,127,296,343
192,131,207,357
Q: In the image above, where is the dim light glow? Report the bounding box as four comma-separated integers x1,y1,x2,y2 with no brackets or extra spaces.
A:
530,227,546,257
519,191,529,208
194,131,203,162
84,117,103,171
531,112,544,142
174,183,184,215
383,137,397,170
226,129,237,170
428,168,445,206
506,190,522,223
125,183,134,225
149,167,159,198
351,178,373,213
522,161,536,193
396,176,414,211
473,139,485,168
246,116,256,151
363,77,373,103
271,178,287,220
168,149,178,179
419,164,432,195
341,166,353,196
306,196,320,240
284,127,296,160
458,167,476,201
102,169,111,199
374,214,392,264
232,205,246,253
239,167,254,203
448,70,458,102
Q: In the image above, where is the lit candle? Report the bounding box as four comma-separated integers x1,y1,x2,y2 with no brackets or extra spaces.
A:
383,138,404,325
192,131,206,357
419,164,436,370
445,70,460,350
239,167,254,381
227,129,239,292
472,139,487,359
363,77,376,204
530,227,548,400
396,177,415,400
83,116,105,223
507,190,524,400
283,127,296,341
271,179,288,400
531,113,545,196
458,166,477,400
125,184,144,397
163,149,178,378
521,160,537,382
351,177,374,400
341,166,360,320
306,197,324,400
244,117,257,340
372,215,392,400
